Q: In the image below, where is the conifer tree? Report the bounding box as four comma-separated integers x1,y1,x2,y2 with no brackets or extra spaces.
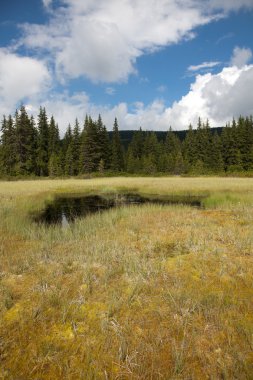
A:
236,116,253,170
221,123,242,172
72,119,81,175
130,128,144,159
126,128,144,172
37,107,49,176
142,132,161,173
183,124,197,170
47,116,60,176
142,153,157,174
111,118,124,171
126,149,138,173
1,107,253,177
62,124,73,174
174,151,185,175
29,115,39,174
48,116,60,156
164,127,182,173
79,116,100,173
195,118,212,168
157,142,169,173
65,142,75,175
0,115,16,175
79,115,88,173
96,114,111,169
48,153,61,177
15,106,37,175
209,132,224,173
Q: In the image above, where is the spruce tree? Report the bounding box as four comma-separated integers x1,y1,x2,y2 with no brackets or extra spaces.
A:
79,116,100,173
209,132,224,173
72,119,81,175
236,116,253,170
48,116,60,176
29,115,38,175
37,107,49,176
183,124,197,170
48,153,61,177
0,115,16,175
142,153,157,174
96,114,111,169
221,123,242,172
126,128,144,172
164,127,182,173
111,118,124,171
142,132,160,173
62,124,73,174
65,142,75,175
48,116,60,156
15,106,37,175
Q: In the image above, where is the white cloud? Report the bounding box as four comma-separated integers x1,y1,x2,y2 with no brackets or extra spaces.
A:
117,64,253,131
216,32,234,45
2,54,253,134
2,1,253,131
42,0,53,9
20,0,238,83
206,0,253,12
157,64,253,130
18,63,253,134
188,61,220,72
23,91,128,135
230,46,252,68
107,64,253,130
0,49,51,115
15,1,253,85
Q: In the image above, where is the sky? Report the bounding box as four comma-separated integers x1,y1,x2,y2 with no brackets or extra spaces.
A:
0,0,253,133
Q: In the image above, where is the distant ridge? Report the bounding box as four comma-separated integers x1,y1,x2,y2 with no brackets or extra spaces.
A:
109,127,224,148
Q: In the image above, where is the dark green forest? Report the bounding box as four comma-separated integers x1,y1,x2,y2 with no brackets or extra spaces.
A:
1,105,253,177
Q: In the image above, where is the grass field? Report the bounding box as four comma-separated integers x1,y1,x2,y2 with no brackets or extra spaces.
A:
1,177,253,379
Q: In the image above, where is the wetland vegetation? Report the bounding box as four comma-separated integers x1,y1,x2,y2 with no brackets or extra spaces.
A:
34,193,203,226
1,177,253,379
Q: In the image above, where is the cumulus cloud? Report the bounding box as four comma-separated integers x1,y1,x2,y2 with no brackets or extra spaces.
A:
155,64,253,130
230,46,252,68
0,49,51,115
21,63,253,134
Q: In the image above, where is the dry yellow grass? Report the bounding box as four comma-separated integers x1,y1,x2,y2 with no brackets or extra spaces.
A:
0,177,253,379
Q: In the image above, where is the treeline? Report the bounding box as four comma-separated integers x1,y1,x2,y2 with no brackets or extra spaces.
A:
0,105,253,176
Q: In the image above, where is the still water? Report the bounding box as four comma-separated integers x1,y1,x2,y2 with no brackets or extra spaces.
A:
34,193,202,227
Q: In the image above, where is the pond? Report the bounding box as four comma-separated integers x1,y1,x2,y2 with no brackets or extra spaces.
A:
34,193,203,227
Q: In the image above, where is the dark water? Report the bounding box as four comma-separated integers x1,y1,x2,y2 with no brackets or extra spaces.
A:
34,193,203,227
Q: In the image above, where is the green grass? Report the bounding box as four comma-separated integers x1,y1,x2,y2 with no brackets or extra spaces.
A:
1,177,253,379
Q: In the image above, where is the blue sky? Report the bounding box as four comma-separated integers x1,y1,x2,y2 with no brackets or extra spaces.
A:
0,0,253,132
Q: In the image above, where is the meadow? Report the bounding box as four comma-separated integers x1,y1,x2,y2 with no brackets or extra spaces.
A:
0,177,253,379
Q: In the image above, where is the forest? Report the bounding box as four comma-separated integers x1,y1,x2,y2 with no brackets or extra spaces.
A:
1,105,253,177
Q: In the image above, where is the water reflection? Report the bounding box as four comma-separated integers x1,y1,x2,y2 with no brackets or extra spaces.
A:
34,193,202,227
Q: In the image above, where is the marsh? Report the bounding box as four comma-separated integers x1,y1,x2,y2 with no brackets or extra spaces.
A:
34,193,203,226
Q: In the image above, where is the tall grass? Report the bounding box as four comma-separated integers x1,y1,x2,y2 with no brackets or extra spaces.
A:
0,177,253,379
